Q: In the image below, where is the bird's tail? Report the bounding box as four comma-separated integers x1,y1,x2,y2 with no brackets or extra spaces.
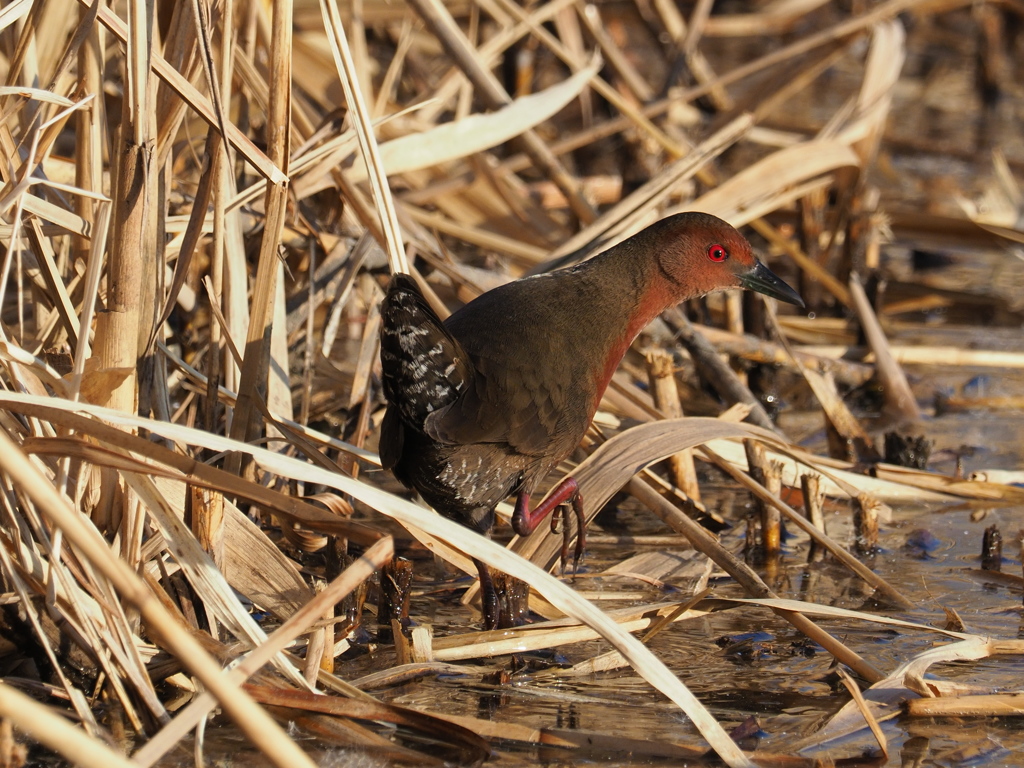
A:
379,274,469,430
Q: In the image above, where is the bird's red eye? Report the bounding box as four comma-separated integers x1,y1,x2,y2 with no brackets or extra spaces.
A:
707,244,727,262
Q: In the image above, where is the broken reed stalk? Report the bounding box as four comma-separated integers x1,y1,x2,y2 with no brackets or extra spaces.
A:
410,626,435,663
743,439,769,553
742,442,788,559
763,460,784,558
801,473,826,562
848,273,922,422
981,525,1002,572
906,694,1024,718
853,493,880,554
646,349,701,502
493,570,531,627
378,556,414,643
304,581,330,684
190,484,225,569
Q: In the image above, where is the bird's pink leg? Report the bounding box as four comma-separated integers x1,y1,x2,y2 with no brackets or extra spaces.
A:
511,478,586,569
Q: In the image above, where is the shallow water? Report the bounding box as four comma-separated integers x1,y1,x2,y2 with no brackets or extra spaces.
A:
357,488,1024,766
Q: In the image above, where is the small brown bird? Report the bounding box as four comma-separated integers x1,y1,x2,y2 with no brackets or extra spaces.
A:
379,212,802,628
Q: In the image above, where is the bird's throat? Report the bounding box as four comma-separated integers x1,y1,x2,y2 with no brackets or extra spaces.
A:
588,276,679,422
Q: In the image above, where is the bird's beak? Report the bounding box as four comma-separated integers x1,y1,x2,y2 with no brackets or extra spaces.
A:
740,260,805,308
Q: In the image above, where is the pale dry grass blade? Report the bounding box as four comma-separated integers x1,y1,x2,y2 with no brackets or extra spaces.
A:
131,537,394,768
840,20,905,161
346,61,599,183
794,635,1024,751
848,273,921,422
0,0,32,33
0,683,136,768
77,0,286,183
703,0,830,37
682,140,860,225
267,261,295,430
428,600,710,661
566,418,779,516
319,0,407,273
709,596,972,638
69,199,110,396
0,427,319,768
0,87,73,107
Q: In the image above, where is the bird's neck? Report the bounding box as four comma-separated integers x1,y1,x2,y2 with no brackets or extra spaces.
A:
578,245,681,417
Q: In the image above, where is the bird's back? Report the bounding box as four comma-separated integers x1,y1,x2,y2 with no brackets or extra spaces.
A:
379,274,567,531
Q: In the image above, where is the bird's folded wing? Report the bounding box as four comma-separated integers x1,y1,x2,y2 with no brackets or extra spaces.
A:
379,274,473,430
424,346,565,458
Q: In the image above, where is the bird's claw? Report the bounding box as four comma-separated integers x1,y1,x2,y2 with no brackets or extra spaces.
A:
557,491,587,578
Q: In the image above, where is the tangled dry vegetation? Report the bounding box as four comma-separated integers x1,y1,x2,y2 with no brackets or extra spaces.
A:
2,0,1024,765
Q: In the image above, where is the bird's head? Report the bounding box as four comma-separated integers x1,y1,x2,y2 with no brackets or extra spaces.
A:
650,212,804,308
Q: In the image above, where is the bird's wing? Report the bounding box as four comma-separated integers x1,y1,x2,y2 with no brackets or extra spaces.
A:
423,366,560,456
379,274,474,434
425,322,569,457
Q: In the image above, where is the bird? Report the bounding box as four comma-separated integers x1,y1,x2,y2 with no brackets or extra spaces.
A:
378,212,803,629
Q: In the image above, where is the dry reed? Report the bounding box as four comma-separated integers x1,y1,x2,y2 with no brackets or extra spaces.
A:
0,0,1021,765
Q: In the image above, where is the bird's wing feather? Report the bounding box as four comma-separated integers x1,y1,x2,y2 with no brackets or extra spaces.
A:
427,285,573,456
425,355,560,455
379,274,474,432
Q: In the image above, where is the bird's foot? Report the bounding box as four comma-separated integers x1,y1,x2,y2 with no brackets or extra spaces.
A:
557,493,586,577
512,478,586,576
512,477,580,535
